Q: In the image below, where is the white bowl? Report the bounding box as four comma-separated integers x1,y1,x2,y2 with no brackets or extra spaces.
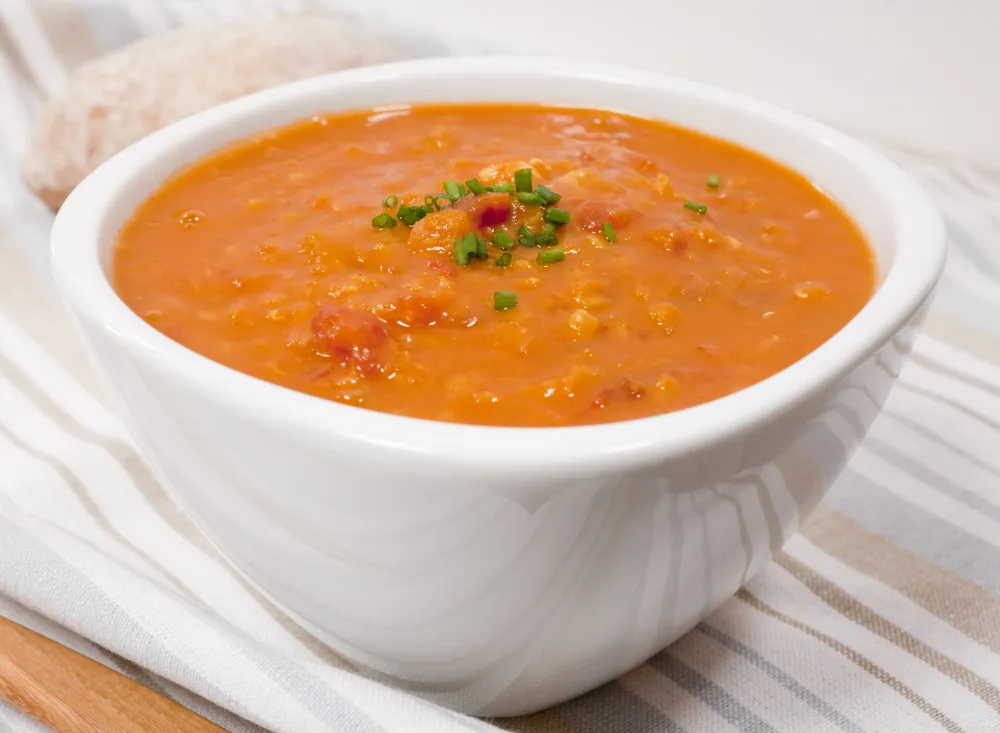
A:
50,57,946,716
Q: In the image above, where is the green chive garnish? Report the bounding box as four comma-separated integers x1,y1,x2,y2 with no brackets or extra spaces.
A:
466,178,486,195
707,174,720,189
545,207,570,225
397,204,428,226
476,233,488,259
514,168,532,193
486,183,515,193
684,200,708,215
518,226,537,247
536,248,565,264
492,231,515,250
372,213,397,229
601,221,617,243
517,192,544,206
535,184,561,205
454,232,479,265
423,194,436,209
495,252,512,267
494,291,518,311
537,223,558,246
382,194,398,209
433,194,452,210
444,180,463,201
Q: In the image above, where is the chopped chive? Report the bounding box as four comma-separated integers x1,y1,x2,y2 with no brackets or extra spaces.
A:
707,174,720,189
495,252,512,267
466,178,486,195
454,232,479,266
486,182,515,193
537,223,558,246
475,233,488,259
372,213,397,229
397,203,428,226
517,191,544,206
535,184,561,205
443,180,463,201
458,182,468,197
382,194,398,209
683,200,708,215
433,194,452,210
494,290,518,311
518,226,537,247
514,168,533,193
536,248,566,264
423,194,436,209
544,207,571,225
601,221,617,243
492,231,515,250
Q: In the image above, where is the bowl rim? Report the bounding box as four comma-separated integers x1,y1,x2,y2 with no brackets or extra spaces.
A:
50,56,947,477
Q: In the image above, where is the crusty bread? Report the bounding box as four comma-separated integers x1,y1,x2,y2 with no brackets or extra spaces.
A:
21,17,403,209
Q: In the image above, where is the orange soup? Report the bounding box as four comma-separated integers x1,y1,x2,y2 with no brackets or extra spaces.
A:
113,104,875,426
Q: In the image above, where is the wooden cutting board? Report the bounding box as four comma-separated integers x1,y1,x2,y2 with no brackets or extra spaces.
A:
0,615,225,732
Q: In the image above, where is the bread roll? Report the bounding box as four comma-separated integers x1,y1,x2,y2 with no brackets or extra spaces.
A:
22,17,403,209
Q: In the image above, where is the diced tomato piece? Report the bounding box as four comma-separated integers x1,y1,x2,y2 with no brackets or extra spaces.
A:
457,192,511,229
576,200,641,233
311,303,393,375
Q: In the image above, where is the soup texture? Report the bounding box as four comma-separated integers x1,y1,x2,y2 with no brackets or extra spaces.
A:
113,104,875,426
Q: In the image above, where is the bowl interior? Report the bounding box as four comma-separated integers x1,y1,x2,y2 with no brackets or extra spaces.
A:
53,58,945,474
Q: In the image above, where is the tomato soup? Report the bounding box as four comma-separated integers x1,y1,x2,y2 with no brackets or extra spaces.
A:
113,104,875,427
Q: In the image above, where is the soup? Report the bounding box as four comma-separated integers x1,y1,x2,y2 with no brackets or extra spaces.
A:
113,104,875,427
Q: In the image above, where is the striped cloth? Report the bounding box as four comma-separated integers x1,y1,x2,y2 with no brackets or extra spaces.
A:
2,2,1000,732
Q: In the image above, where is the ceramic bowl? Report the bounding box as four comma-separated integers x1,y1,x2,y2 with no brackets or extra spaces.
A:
50,57,946,716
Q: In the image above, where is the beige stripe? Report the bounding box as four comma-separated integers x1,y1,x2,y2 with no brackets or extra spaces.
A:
0,418,197,601
0,348,355,672
737,588,964,733
909,349,1000,399
20,0,100,74
896,379,1000,432
494,709,581,733
0,352,193,538
802,504,1000,654
777,553,1000,715
923,311,1000,365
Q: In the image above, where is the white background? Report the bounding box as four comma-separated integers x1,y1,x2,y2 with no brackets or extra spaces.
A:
342,0,1000,166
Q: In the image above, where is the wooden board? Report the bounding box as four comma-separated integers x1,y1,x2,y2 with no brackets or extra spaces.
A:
0,615,225,732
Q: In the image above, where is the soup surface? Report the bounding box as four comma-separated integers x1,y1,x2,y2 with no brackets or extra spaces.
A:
114,104,875,426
